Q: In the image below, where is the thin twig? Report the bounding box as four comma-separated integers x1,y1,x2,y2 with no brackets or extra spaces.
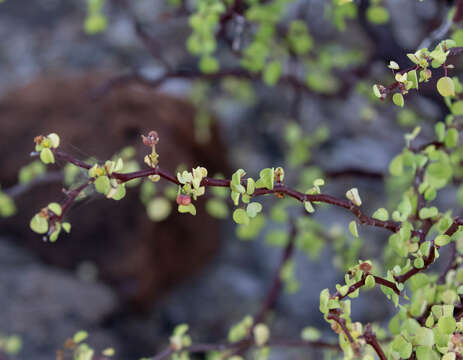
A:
326,310,358,355
4,171,63,198
255,219,297,324
48,149,401,235
363,324,386,360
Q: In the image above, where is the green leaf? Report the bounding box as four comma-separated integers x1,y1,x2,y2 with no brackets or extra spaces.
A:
233,208,250,225
256,168,274,190
62,222,71,233
246,202,262,218
415,346,438,360
365,274,375,289
147,197,172,221
108,184,126,200
373,84,382,98
30,214,48,234
228,316,253,343
247,178,256,195
49,223,61,242
319,288,330,314
392,93,404,107
437,316,456,334
19,160,46,184
253,323,270,346
442,289,457,305
366,5,389,24
285,122,302,144
419,207,438,219
391,335,412,359
231,191,240,206
414,257,424,269
407,70,418,89
301,327,321,341
47,202,62,216
451,101,463,115
372,208,389,221
173,324,189,338
442,353,456,360
94,176,110,194
346,188,362,206
3,335,21,355
349,220,358,237
389,154,403,176
388,61,399,70
415,327,434,347
452,29,463,46
47,133,60,148
435,122,446,141
287,20,312,55
271,205,288,223
444,128,459,148
73,330,88,343
435,234,450,247
304,201,314,213
102,348,115,357
40,148,55,164
199,56,219,74
206,199,229,219
236,214,266,240
266,230,289,247
437,76,455,97
425,314,434,328
0,191,16,217
178,203,196,216
263,61,282,86
84,14,107,34
389,316,400,335
424,187,436,201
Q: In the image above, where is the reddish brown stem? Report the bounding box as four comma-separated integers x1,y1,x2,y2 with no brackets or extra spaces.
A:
381,47,463,98
454,0,463,22
49,149,400,234
327,310,358,354
332,274,400,301
396,218,463,283
59,180,92,218
254,220,297,324
363,324,386,360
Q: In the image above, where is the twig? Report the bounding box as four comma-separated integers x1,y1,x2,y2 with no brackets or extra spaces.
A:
112,0,172,70
437,239,457,284
326,310,358,355
331,274,401,301
48,149,401,235
396,218,463,283
380,47,463,98
255,219,297,324
454,0,463,23
225,219,299,357
4,171,62,198
363,324,386,360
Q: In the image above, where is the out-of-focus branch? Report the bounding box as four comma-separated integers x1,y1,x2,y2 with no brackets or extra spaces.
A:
4,171,62,199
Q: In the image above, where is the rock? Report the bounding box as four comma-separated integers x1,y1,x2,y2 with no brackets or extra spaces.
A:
0,237,118,360
0,73,228,308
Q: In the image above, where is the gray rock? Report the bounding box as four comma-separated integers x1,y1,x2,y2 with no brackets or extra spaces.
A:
0,238,118,360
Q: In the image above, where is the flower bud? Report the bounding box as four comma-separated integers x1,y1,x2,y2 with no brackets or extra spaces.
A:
141,131,159,146
176,194,191,206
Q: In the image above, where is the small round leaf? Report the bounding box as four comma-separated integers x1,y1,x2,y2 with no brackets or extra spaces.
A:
437,76,455,97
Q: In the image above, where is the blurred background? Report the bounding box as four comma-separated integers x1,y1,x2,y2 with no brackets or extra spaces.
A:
0,0,460,359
